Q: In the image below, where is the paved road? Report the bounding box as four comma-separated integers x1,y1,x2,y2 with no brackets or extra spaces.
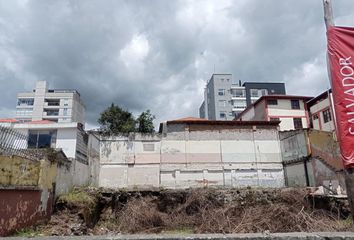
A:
3,232,354,240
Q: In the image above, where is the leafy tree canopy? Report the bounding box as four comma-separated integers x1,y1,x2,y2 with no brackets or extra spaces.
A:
98,104,155,135
137,110,155,133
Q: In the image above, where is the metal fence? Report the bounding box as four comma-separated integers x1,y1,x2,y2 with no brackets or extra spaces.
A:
0,126,42,161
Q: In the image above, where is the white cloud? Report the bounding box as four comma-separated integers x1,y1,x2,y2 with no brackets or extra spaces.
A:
119,34,150,72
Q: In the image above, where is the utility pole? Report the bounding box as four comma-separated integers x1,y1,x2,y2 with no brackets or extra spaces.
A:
323,0,334,30
322,0,354,220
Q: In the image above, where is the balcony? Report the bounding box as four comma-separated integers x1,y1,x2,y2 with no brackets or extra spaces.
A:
43,110,59,116
44,99,60,107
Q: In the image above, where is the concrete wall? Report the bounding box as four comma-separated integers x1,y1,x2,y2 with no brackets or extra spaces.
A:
0,154,57,236
88,133,100,186
56,128,77,158
279,130,310,162
308,129,342,171
0,188,53,237
0,156,40,186
98,125,285,189
280,129,344,189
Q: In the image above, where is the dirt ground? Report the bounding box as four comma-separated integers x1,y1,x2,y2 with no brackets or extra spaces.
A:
15,187,353,236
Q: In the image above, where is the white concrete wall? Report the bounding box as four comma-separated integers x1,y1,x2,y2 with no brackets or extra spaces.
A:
98,127,285,189
56,128,77,158
99,164,160,188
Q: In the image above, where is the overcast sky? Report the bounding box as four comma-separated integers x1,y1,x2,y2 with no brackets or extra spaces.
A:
1,0,354,128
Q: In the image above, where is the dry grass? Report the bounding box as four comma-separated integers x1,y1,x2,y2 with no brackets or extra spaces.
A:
26,188,351,236
95,188,351,234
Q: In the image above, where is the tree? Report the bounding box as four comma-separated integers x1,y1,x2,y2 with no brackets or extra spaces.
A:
98,103,136,134
136,110,155,133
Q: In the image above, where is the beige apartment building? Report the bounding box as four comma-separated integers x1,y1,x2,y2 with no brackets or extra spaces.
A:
16,81,85,124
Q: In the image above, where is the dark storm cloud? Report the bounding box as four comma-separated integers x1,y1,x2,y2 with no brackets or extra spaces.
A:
0,0,354,127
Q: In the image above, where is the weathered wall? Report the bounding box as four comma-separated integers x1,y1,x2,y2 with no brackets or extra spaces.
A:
311,157,345,190
280,129,344,189
0,156,40,186
283,161,308,187
279,130,310,162
88,133,100,186
308,129,343,171
55,161,73,195
0,155,57,236
0,188,53,236
72,159,90,186
99,126,285,189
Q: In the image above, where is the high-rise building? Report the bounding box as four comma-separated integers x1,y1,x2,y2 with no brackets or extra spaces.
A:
199,74,286,120
16,81,85,124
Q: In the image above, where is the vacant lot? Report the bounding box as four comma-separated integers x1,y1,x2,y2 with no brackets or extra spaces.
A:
15,187,353,236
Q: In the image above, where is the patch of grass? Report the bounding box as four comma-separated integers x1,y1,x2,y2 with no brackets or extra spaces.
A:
14,228,41,237
57,190,96,208
162,227,194,234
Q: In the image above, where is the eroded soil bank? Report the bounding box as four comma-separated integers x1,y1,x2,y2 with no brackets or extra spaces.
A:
14,187,353,236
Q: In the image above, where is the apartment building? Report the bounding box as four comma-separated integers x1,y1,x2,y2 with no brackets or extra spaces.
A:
16,81,85,124
236,95,312,131
199,74,286,120
307,89,335,132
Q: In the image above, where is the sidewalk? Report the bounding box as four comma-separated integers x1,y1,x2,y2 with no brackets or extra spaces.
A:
4,232,354,240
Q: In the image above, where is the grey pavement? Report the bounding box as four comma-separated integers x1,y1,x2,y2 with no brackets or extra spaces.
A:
3,232,354,240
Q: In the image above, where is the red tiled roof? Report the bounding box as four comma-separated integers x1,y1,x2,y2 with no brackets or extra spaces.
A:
171,117,207,122
0,118,18,123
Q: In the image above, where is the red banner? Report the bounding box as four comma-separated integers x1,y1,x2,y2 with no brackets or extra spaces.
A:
327,26,354,169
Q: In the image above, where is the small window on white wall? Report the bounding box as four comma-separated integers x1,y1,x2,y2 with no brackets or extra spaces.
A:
218,89,225,96
143,143,155,152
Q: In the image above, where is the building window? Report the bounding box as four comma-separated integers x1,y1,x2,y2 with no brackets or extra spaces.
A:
220,112,226,118
232,89,245,97
267,99,278,105
291,100,300,109
63,108,68,116
63,99,69,106
45,99,60,106
16,108,33,116
323,109,332,123
233,99,246,109
218,89,225,96
293,118,303,129
218,100,226,107
229,112,234,117
270,117,280,121
45,109,59,116
251,89,259,97
28,130,56,148
260,89,268,96
17,98,34,106
313,114,319,120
